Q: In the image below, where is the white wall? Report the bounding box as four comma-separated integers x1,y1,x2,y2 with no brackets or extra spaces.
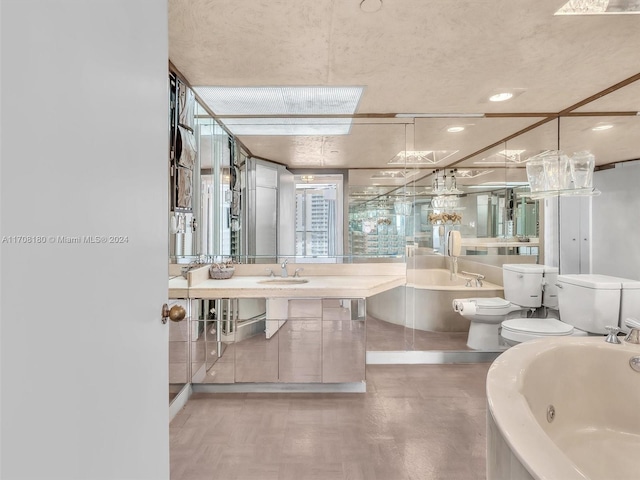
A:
591,162,640,280
1,1,169,478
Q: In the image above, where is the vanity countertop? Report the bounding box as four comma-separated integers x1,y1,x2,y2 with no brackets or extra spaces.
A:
168,276,189,298
187,274,406,299
169,263,407,299
461,237,539,248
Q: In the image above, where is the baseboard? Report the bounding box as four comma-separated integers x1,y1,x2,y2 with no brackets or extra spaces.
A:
366,350,501,364
192,382,366,393
169,383,192,421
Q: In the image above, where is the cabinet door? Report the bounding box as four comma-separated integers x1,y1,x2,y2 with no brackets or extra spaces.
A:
322,299,366,383
278,318,322,383
234,319,279,383
191,317,236,384
279,300,322,383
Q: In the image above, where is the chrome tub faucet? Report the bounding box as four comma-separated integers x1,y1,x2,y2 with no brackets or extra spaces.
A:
462,271,485,287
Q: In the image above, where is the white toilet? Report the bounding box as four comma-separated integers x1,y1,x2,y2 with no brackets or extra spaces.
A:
500,274,640,346
453,264,546,350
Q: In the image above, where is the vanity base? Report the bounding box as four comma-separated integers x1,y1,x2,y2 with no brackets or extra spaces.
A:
192,381,366,393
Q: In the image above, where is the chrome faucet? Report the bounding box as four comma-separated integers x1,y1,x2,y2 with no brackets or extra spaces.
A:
294,267,304,278
462,271,484,287
605,326,621,344
624,318,640,344
280,258,289,278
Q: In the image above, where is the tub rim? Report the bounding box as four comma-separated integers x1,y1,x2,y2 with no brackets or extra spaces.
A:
406,268,503,291
486,337,638,480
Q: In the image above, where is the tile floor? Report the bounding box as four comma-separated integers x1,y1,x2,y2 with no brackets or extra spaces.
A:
366,316,471,351
170,363,490,480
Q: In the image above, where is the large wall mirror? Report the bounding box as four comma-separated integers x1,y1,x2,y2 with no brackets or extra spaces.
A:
169,69,640,360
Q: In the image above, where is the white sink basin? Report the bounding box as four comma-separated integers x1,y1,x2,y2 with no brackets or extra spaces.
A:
258,278,309,285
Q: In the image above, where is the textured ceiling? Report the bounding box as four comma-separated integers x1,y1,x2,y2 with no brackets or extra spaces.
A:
169,0,640,185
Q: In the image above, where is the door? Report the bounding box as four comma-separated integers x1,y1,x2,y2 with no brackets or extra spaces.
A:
1,2,170,479
560,196,591,274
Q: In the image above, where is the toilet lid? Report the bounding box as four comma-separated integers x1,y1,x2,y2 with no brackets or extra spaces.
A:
501,318,574,343
475,298,511,309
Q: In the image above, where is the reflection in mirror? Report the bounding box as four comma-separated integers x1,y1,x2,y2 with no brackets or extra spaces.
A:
293,174,343,262
171,110,640,364
558,114,640,278
506,119,560,268
198,117,232,259
346,122,408,259
167,74,640,371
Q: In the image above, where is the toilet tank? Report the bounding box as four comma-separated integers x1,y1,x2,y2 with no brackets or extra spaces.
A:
502,264,544,308
557,274,624,334
542,266,559,309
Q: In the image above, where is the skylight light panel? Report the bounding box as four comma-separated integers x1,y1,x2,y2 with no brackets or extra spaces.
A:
192,86,363,135
193,86,364,115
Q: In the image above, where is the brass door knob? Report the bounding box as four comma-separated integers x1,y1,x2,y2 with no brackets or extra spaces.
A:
161,304,186,324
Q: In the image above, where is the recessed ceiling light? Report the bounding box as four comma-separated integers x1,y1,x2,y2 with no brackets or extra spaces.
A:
447,126,465,133
592,124,614,131
489,92,514,102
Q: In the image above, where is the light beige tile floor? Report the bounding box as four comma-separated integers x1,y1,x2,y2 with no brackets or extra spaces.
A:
366,316,471,351
170,363,490,480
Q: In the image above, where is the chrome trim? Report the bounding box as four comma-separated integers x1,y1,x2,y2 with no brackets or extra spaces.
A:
193,382,366,393
366,350,501,364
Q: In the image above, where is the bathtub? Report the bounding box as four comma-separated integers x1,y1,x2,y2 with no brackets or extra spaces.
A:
487,337,640,480
366,268,503,332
